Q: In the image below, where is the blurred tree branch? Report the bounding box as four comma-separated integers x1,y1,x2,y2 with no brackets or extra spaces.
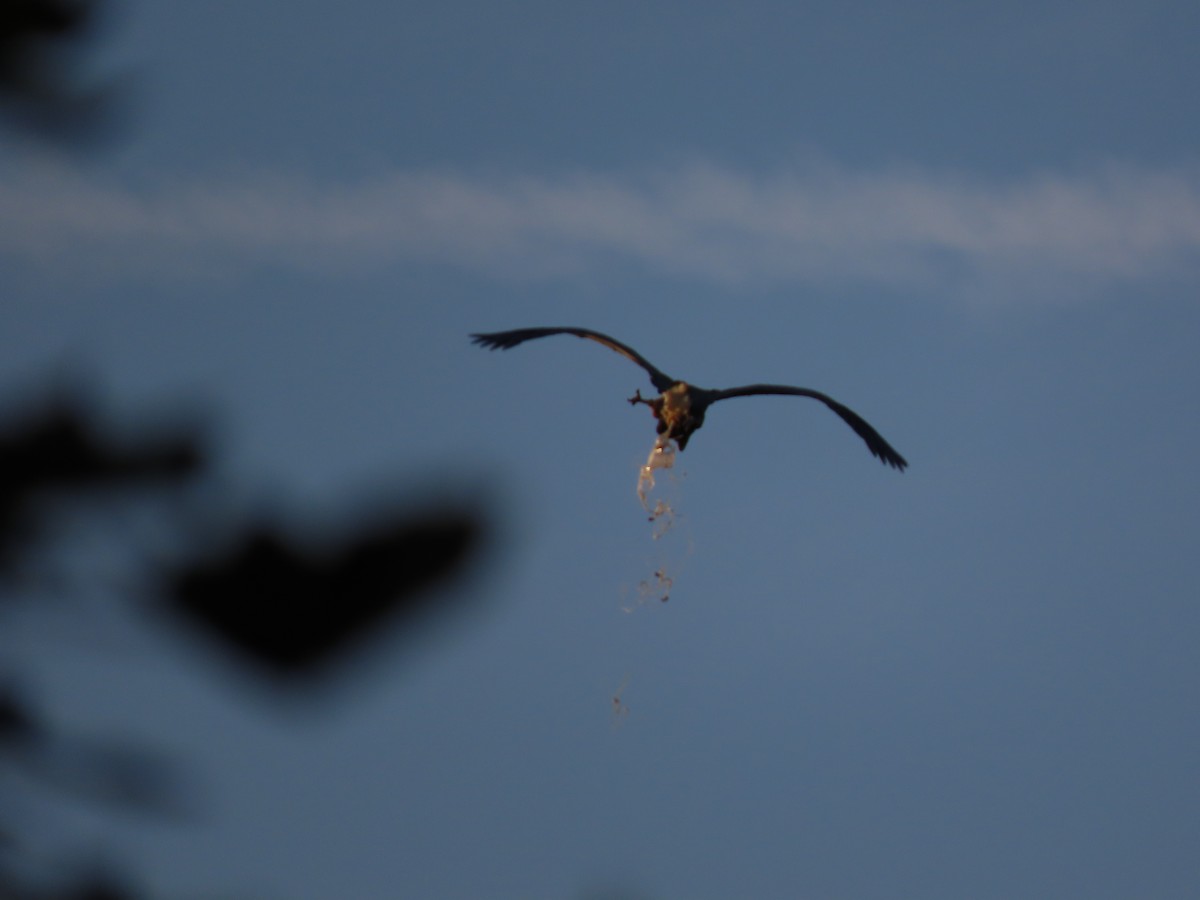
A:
1,385,490,897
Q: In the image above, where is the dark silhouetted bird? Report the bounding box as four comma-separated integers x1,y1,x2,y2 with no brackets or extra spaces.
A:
471,327,907,470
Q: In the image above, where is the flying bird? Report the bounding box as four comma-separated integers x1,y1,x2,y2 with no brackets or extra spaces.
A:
471,327,907,471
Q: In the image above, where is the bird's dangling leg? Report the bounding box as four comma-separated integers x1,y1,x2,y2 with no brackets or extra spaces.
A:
629,390,669,437
628,389,664,420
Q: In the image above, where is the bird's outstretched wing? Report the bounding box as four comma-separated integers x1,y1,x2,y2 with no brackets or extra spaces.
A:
705,384,908,470
471,327,676,393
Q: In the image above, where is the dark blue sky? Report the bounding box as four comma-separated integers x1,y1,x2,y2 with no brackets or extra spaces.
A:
3,2,1200,897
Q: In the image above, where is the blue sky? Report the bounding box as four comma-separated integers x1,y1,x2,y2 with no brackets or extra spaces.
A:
3,2,1200,898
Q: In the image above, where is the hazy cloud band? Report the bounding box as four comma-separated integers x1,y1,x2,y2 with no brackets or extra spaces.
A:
4,158,1199,295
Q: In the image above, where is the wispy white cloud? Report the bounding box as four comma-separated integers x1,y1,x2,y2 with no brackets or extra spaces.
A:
3,156,1199,297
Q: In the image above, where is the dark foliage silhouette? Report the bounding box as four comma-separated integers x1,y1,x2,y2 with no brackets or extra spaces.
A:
2,681,192,819
165,505,484,678
0,0,122,143
0,393,203,580
1,387,489,897
1,684,155,899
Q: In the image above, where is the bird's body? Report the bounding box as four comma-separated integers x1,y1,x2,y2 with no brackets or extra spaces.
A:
471,326,907,471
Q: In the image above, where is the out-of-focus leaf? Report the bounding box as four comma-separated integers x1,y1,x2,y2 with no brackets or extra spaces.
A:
165,505,486,677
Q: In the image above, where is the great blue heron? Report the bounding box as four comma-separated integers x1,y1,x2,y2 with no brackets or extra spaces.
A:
471,327,907,471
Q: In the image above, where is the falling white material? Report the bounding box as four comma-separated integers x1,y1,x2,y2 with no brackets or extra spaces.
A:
636,436,677,510
623,435,688,604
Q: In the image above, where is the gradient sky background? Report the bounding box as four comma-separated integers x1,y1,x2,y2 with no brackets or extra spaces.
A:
3,2,1200,898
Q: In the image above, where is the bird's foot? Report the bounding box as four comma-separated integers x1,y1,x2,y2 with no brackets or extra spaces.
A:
627,389,648,407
